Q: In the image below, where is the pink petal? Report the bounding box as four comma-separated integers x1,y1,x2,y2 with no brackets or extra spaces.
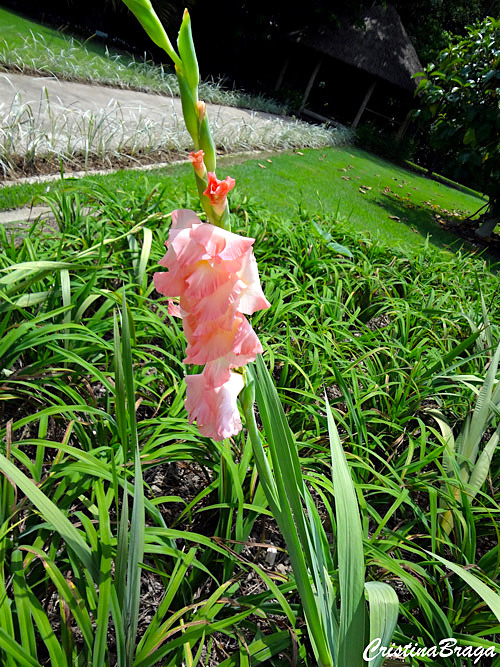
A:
189,304,239,335
184,324,238,364
231,315,263,356
203,359,232,387
185,371,244,440
167,300,182,318
237,251,271,314
183,314,262,365
153,268,185,297
171,208,203,231
203,351,260,387
171,228,209,267
191,224,254,261
184,260,228,298
190,278,246,322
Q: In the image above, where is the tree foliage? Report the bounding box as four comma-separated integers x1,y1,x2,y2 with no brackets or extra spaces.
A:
395,0,500,64
416,17,500,214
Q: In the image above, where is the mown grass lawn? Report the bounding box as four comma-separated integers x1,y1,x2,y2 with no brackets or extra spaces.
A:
225,146,486,250
1,145,486,252
0,5,123,71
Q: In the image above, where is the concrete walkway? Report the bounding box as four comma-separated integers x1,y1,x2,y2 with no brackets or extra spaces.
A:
0,206,51,225
0,71,281,127
0,71,299,231
0,71,287,155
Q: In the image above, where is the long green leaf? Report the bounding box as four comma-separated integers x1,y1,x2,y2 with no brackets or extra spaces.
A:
137,227,153,288
136,548,198,660
0,628,42,667
93,482,113,667
217,631,297,667
325,393,365,667
0,453,97,580
121,291,145,665
121,0,181,66
425,550,500,622
19,545,94,651
11,550,37,659
468,422,500,499
459,341,500,467
364,581,399,667
249,357,332,666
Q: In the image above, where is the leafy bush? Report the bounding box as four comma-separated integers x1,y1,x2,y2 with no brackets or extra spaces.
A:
415,17,500,214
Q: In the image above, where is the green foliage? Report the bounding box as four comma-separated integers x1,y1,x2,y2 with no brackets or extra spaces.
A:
243,357,398,666
0,175,499,663
416,17,500,213
395,0,500,64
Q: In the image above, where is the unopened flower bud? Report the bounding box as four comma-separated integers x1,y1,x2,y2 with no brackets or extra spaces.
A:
189,150,206,178
196,101,206,122
204,172,236,217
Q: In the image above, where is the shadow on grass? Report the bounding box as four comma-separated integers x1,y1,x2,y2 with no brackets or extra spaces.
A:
369,192,500,268
369,192,475,253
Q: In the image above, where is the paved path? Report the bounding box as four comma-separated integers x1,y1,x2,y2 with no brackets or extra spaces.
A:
0,71,286,154
0,71,295,230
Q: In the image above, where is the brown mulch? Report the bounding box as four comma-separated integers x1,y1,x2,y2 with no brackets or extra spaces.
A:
1,148,189,182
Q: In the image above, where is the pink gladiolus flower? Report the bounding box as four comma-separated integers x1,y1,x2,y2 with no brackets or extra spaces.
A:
203,172,236,216
185,370,244,440
189,150,206,178
154,208,269,440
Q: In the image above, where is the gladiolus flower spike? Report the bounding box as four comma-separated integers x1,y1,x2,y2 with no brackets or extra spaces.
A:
154,208,270,440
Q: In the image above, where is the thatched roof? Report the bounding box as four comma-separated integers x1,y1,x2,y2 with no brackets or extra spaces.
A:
291,4,422,92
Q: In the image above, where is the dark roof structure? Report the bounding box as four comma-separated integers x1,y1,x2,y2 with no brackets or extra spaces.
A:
291,4,422,92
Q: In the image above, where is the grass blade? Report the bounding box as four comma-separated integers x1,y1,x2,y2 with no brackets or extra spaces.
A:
425,550,500,622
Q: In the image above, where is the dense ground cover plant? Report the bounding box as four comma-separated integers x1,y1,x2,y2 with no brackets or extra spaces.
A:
0,87,350,180
0,178,499,663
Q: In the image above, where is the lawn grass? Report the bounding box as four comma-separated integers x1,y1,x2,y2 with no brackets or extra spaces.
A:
228,146,487,250
0,5,78,49
0,6,130,76
0,146,487,253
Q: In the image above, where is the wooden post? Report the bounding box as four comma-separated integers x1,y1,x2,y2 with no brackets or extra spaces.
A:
299,57,322,112
275,56,290,92
395,109,412,142
352,79,376,128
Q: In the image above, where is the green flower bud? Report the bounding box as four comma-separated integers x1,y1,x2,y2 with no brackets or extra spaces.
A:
176,66,200,148
177,9,199,95
238,369,256,416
